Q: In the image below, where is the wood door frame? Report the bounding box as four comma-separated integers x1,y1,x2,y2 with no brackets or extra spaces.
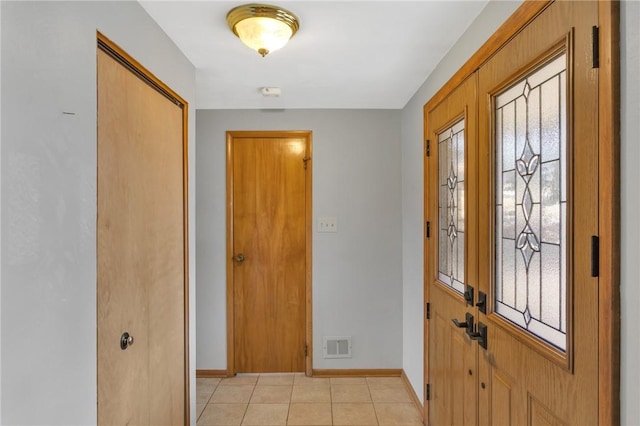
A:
423,1,620,424
226,130,313,376
96,32,190,425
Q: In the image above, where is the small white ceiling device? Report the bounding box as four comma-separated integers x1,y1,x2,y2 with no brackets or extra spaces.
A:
261,87,282,97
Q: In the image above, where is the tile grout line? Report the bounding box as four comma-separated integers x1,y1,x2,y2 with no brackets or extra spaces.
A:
329,379,334,425
196,378,220,424
241,376,258,425
367,378,381,426
286,375,293,426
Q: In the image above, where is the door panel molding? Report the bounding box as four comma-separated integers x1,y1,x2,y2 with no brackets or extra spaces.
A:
226,130,313,376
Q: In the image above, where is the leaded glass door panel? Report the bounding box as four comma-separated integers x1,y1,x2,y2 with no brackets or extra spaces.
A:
439,119,466,294
425,75,478,426
494,51,568,351
477,1,599,424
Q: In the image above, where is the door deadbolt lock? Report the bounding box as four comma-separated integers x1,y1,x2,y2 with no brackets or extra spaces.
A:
464,285,475,307
234,253,246,263
120,332,134,350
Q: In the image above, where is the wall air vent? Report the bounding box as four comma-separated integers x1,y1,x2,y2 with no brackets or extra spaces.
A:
323,336,352,359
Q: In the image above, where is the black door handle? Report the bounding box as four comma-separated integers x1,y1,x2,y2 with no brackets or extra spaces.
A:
452,313,474,335
469,322,488,350
452,318,469,328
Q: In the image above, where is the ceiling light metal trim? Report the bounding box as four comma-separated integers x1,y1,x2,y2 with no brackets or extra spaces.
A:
226,3,300,57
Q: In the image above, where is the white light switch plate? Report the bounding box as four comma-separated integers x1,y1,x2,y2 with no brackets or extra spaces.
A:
318,217,338,233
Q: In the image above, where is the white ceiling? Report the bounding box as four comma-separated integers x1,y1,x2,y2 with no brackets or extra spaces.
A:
139,0,489,110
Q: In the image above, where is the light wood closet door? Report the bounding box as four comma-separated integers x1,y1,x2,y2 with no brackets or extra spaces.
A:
97,44,187,425
426,75,478,426
477,2,599,424
229,132,310,373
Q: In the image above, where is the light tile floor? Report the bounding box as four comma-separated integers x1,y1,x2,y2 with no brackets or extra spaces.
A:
196,374,423,425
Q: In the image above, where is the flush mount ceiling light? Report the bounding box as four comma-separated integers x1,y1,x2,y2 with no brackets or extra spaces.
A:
226,3,299,57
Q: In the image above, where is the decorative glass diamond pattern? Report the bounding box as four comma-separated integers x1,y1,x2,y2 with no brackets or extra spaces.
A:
517,140,540,183
438,120,465,294
494,53,568,351
523,81,531,100
448,165,458,245
517,148,540,270
523,307,532,326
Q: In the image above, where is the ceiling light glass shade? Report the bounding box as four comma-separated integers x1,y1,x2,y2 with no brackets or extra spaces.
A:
235,17,292,55
227,4,299,57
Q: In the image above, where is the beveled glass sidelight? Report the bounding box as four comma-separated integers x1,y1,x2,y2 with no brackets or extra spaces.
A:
438,119,465,294
494,53,567,351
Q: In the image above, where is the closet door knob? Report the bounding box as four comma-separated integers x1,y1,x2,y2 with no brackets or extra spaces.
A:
120,332,134,350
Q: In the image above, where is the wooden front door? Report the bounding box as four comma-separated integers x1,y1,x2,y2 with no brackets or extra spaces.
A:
97,36,188,425
426,75,479,426
477,2,598,423
426,1,607,424
227,131,312,374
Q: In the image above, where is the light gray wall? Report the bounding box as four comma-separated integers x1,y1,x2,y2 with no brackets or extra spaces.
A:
620,1,639,424
0,2,197,424
399,0,523,401
196,109,403,370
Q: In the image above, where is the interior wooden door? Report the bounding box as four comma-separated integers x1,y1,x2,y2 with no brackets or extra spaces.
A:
97,38,187,425
476,2,599,424
425,75,478,425
228,131,311,373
